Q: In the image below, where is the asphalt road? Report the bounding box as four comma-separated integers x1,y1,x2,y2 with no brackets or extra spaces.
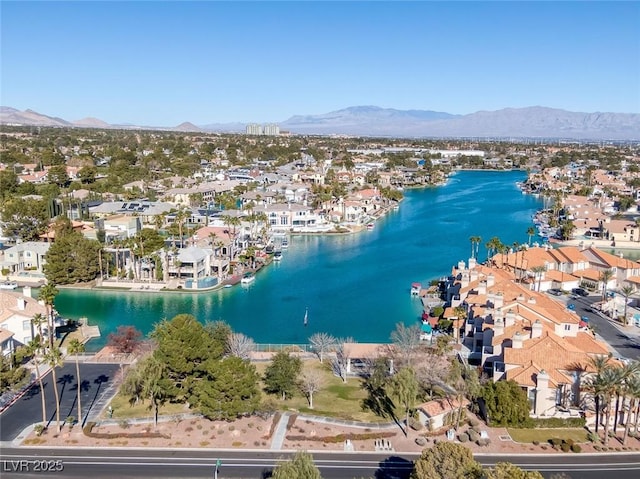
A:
0,363,120,441
1,447,640,478
568,295,640,361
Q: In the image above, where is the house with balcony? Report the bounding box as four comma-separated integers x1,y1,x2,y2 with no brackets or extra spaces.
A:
3,242,50,274
446,257,614,418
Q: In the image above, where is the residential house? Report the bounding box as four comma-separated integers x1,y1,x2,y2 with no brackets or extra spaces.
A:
0,289,48,348
3,242,50,274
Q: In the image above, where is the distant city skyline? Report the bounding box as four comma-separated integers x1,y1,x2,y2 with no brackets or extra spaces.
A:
1,1,639,126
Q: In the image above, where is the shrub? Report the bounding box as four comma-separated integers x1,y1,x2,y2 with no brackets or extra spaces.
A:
550,438,562,447
571,444,582,453
457,432,469,443
33,424,45,436
587,431,600,443
561,443,571,452
530,417,586,428
468,429,480,442
119,420,130,429
532,440,540,446
565,438,575,447
477,438,490,447
415,437,427,446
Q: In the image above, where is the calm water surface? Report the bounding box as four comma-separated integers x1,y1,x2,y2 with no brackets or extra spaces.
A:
55,170,543,349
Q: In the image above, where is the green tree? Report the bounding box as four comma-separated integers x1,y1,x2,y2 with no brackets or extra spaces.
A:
122,354,174,426
263,351,302,400
194,356,260,420
67,338,86,425
390,366,419,436
47,164,69,187
485,462,544,479
0,196,50,241
43,229,102,284
482,380,532,427
272,451,321,479
151,314,213,400
526,226,536,246
411,442,482,479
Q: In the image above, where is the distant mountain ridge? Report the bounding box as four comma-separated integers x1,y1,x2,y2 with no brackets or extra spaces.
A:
1,105,638,140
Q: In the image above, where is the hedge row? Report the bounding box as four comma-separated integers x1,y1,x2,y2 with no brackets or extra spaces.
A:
285,431,396,444
531,417,586,428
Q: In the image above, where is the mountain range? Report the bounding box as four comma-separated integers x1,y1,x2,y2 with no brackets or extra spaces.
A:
1,105,638,140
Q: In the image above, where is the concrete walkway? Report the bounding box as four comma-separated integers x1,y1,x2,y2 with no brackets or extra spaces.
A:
269,412,290,450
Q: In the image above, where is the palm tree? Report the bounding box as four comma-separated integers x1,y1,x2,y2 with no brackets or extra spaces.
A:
44,346,63,432
38,283,59,349
222,215,241,263
600,365,620,445
585,355,612,433
531,265,546,292
469,236,481,259
27,337,47,425
624,369,640,439
620,285,635,326
67,338,86,426
600,269,614,302
485,237,502,264
31,313,47,354
527,226,536,246
621,362,640,444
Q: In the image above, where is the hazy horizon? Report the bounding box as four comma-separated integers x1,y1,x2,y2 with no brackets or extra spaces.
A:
2,1,639,125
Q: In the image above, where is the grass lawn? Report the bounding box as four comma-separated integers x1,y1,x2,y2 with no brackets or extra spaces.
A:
508,428,589,444
107,393,189,420
255,359,386,422
108,358,388,423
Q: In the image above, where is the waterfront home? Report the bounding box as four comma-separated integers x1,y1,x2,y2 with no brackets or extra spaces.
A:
163,180,242,207
446,258,614,417
89,201,174,225
2,241,50,274
102,214,141,241
0,289,48,348
254,203,329,233
0,328,15,358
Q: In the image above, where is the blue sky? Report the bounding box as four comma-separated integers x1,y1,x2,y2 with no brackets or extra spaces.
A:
1,1,639,125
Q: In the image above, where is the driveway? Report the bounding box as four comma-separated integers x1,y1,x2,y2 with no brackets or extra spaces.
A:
0,362,120,442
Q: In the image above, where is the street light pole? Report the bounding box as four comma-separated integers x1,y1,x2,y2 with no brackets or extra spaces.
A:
214,459,221,479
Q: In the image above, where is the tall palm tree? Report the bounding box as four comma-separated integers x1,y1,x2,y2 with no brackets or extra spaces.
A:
222,215,241,263
469,236,481,259
600,365,619,445
531,265,546,292
527,226,536,246
31,313,47,354
38,283,59,349
584,354,612,434
27,338,47,425
600,269,614,302
44,346,63,432
67,338,86,425
620,285,635,326
622,362,640,444
624,370,640,438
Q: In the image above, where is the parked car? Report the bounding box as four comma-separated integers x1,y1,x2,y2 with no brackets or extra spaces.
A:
572,287,589,297
568,304,576,311
547,288,563,296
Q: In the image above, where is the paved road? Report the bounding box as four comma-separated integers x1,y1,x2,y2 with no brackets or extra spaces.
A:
0,363,120,441
570,296,640,361
1,447,640,478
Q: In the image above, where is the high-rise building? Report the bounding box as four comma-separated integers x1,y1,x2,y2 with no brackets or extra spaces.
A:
245,123,280,136
245,123,263,135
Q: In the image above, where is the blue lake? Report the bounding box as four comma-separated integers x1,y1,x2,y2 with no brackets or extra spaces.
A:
55,170,543,349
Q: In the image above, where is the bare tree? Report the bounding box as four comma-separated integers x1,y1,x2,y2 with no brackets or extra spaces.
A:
226,332,255,360
390,322,421,367
309,332,336,363
332,337,354,383
299,370,324,409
